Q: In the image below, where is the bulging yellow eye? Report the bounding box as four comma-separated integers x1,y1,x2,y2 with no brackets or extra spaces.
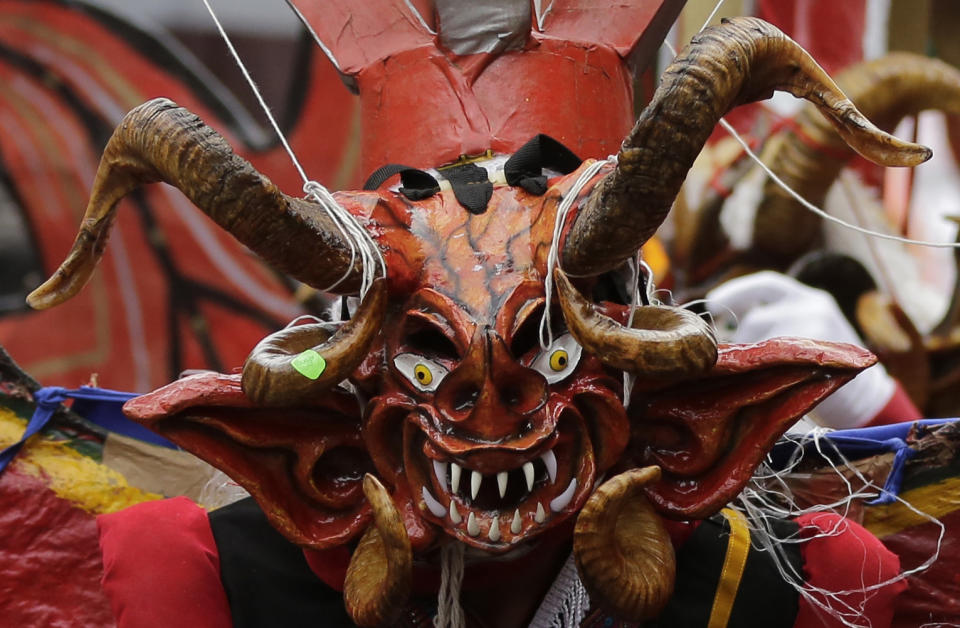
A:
394,354,448,391
414,363,433,386
548,349,569,372
532,335,581,384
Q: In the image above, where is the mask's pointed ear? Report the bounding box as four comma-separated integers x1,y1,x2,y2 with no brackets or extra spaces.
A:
627,338,877,519
123,373,373,548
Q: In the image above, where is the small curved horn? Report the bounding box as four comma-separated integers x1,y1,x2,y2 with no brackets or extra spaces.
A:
555,270,717,377
27,98,368,310
344,474,412,627
241,278,387,405
562,17,930,276
755,52,960,261
574,466,675,621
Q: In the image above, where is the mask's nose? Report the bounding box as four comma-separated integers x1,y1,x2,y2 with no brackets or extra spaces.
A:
433,327,548,442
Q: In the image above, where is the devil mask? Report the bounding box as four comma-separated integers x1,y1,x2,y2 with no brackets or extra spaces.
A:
28,17,928,626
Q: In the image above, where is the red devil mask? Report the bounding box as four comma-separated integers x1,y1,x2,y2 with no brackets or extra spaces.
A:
27,14,928,626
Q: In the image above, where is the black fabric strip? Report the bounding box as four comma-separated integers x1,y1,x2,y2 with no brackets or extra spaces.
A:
650,515,728,627
648,513,800,628
503,134,582,195
441,162,493,214
363,163,440,201
364,134,581,212
209,498,355,628
727,518,801,627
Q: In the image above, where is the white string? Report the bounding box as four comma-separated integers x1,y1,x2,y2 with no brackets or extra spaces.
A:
718,117,960,250
540,157,617,350
621,253,645,407
700,0,727,32
202,0,385,297
733,428,945,628
434,542,466,628
661,37,960,252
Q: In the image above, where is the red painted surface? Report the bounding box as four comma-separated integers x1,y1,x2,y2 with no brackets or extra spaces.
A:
291,0,684,173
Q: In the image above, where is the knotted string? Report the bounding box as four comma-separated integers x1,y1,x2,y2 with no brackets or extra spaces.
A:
539,157,616,351
201,0,385,298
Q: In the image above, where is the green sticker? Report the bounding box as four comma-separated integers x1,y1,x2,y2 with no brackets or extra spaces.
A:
291,349,326,380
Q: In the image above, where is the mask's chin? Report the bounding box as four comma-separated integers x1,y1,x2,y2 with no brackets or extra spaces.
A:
402,412,596,554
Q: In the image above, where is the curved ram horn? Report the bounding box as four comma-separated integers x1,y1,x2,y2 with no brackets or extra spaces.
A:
27,98,369,310
574,466,675,621
555,270,717,377
344,474,412,627
561,17,931,277
754,52,960,262
241,278,387,405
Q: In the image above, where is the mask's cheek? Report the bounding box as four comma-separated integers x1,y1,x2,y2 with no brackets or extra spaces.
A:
363,391,416,484
364,393,440,551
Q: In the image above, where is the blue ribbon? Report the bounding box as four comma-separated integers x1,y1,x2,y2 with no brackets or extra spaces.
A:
864,437,917,505
0,386,176,475
771,418,958,505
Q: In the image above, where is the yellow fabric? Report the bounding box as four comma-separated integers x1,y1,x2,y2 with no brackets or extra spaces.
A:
865,475,960,538
0,408,161,514
708,508,751,628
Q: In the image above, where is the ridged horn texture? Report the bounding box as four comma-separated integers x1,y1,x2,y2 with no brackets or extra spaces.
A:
574,466,675,621
26,98,368,310
561,17,931,276
755,52,960,261
241,278,387,405
555,269,717,377
344,474,412,627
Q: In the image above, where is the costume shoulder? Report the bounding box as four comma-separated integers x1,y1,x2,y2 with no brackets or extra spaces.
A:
97,496,232,628
97,496,355,628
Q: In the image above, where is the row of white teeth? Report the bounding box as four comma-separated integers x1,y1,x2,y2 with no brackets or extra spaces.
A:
421,449,579,541
421,480,578,540
432,449,558,500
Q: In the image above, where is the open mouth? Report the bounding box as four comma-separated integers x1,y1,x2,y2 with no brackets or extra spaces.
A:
403,412,595,552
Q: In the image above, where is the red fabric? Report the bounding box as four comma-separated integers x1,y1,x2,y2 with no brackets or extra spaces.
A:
97,497,232,628
862,382,923,427
793,512,906,628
